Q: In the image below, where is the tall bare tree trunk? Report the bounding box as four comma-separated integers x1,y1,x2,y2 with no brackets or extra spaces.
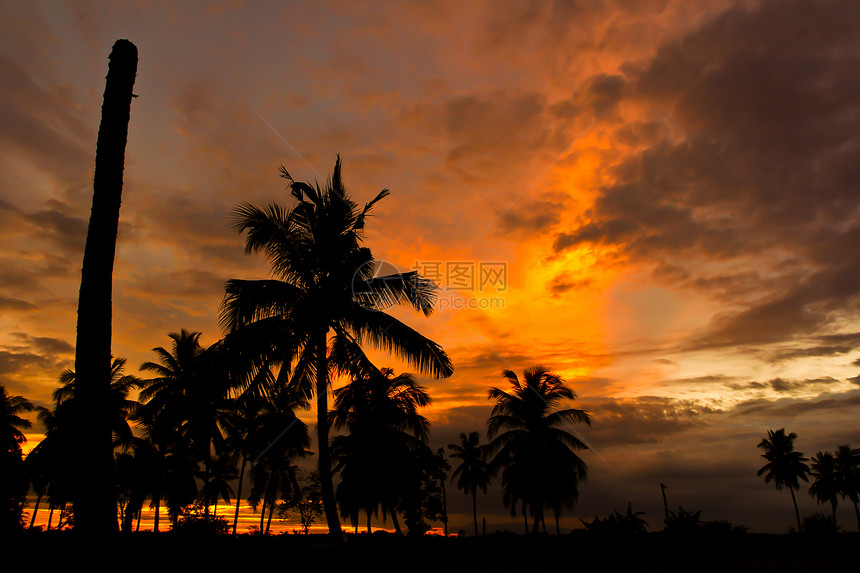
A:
73,38,137,536
316,329,343,540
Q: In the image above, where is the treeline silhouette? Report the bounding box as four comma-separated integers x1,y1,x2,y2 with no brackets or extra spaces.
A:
3,358,592,537
758,428,860,534
2,158,594,537
3,158,860,541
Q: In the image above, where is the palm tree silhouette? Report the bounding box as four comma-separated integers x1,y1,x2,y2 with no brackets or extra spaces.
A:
139,330,230,522
256,386,310,534
331,367,432,534
1,384,33,531
834,443,860,532
220,157,453,536
448,432,492,537
487,366,590,534
809,451,839,524
200,453,239,519
54,357,141,448
757,428,810,533
1,384,33,452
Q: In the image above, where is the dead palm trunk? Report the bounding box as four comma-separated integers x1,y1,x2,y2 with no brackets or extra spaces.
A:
73,39,137,536
316,330,343,540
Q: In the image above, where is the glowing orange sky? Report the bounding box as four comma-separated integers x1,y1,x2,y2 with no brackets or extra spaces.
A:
3,0,860,533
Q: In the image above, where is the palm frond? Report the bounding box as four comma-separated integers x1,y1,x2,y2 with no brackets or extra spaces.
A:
219,279,303,333
346,307,453,379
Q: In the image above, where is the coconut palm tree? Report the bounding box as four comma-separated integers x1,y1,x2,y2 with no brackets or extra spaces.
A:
244,383,310,535
448,432,492,537
809,451,839,524
757,428,809,533
220,388,274,536
53,357,141,448
486,367,590,534
139,330,232,521
331,368,432,534
220,156,453,536
1,384,33,454
834,443,860,532
1,384,33,531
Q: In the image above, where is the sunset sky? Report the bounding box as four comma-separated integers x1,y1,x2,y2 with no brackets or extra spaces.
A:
2,0,860,533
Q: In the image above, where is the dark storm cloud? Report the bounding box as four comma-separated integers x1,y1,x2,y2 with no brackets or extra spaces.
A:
0,297,36,311
495,199,562,238
734,390,860,417
725,376,842,394
659,374,737,387
580,395,721,448
0,349,65,377
771,345,854,362
547,275,593,296
0,54,92,182
400,90,554,171
553,0,860,350
130,268,228,301
9,333,74,356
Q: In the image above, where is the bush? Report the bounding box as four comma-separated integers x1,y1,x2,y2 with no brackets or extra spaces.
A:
802,513,839,536
581,502,648,536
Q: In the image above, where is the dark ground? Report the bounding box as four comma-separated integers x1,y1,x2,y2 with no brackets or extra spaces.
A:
6,530,859,572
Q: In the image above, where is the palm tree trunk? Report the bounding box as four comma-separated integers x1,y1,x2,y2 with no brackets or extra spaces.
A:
136,510,141,532
266,494,276,535
853,500,859,533
204,452,211,523
440,476,448,537
387,504,403,535
73,39,137,536
153,495,160,533
259,496,267,532
522,501,527,534
472,490,478,537
232,457,246,536
789,487,802,533
316,330,343,539
47,504,54,531
29,494,42,529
